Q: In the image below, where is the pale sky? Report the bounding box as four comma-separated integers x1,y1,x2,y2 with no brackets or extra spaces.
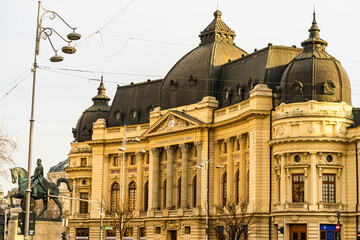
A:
1,0,360,193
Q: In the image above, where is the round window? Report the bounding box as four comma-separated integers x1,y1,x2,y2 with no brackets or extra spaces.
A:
294,155,301,163
326,155,333,163
82,180,87,185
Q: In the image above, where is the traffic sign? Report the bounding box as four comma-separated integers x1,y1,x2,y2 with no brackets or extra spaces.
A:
101,226,113,230
336,224,340,231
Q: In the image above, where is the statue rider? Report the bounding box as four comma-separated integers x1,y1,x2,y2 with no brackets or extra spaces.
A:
31,158,49,197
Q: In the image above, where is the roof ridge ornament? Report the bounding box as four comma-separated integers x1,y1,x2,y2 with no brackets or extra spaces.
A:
199,10,236,45
92,74,111,102
301,11,328,51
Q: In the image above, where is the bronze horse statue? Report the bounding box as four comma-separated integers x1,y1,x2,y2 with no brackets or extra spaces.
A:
9,167,72,218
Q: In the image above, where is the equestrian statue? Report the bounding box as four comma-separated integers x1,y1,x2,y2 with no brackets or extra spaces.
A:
9,159,72,218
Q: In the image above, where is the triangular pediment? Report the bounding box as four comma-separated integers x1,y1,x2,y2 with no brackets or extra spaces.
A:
143,111,204,137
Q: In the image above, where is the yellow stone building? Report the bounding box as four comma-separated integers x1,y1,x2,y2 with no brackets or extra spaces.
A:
66,10,360,240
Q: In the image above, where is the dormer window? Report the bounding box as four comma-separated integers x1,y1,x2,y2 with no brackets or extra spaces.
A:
113,109,123,123
291,80,303,95
223,87,232,106
323,80,335,95
170,80,177,91
130,109,138,120
188,75,197,87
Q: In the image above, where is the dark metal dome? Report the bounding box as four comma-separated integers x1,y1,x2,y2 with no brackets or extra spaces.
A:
160,10,248,110
279,12,351,105
73,76,111,142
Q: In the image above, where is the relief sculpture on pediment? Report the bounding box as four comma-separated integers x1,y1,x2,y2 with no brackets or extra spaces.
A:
156,115,193,133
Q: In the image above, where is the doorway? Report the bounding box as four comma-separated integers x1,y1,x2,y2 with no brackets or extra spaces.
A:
290,224,307,240
167,230,177,240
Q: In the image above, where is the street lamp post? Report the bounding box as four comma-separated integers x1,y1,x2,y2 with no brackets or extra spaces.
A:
196,159,222,240
24,2,80,239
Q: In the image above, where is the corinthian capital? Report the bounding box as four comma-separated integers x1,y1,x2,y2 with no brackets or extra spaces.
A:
179,143,192,152
136,151,145,160
225,137,235,147
164,145,177,153
150,148,162,157
194,141,203,151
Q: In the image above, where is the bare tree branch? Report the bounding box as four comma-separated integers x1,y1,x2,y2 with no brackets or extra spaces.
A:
0,126,16,180
207,199,260,240
102,199,135,239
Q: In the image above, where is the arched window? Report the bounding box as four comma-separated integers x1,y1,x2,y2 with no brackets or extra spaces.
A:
111,182,120,211
178,177,181,208
235,170,239,204
144,181,149,211
223,173,227,206
193,175,197,208
129,181,136,210
163,179,167,209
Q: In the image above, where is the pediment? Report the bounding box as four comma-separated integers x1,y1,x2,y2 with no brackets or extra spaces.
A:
143,111,204,137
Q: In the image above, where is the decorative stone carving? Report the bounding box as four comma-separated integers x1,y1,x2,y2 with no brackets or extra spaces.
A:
164,145,177,153
323,80,335,95
307,122,317,134
328,215,337,223
156,115,193,133
179,143,192,152
151,148,162,157
339,124,347,135
290,215,299,223
194,141,202,151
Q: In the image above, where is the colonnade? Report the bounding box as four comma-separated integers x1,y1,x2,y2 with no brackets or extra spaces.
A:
150,141,202,210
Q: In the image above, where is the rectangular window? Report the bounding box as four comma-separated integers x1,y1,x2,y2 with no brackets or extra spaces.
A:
292,174,304,202
155,227,161,234
139,227,146,237
130,155,136,165
323,174,336,203
106,229,116,240
76,228,89,239
113,156,119,166
125,227,133,237
81,158,87,167
185,226,191,234
80,193,89,213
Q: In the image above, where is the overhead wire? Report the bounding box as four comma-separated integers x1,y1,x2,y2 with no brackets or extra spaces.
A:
0,72,32,102
75,0,137,47
37,67,360,96
38,65,360,88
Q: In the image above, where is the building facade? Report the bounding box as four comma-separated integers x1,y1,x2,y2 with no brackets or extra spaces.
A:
66,10,360,240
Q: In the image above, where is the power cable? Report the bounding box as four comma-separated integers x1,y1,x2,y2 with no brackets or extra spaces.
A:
0,72,32,102
37,68,360,96
75,0,137,46
0,66,32,94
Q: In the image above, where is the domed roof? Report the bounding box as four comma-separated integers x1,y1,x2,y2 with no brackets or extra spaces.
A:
160,10,248,109
73,76,111,142
49,159,68,173
279,12,351,104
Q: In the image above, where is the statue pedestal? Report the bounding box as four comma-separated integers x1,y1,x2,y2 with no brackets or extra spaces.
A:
7,213,64,240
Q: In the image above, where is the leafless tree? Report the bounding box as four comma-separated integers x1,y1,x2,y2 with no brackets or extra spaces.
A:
103,200,135,239
208,200,259,240
0,127,16,178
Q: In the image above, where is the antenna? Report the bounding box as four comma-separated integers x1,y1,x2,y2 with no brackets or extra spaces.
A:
217,2,219,10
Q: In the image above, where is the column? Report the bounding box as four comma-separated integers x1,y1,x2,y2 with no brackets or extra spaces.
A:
239,134,247,202
194,141,202,208
71,179,77,215
214,140,221,206
310,152,318,210
280,154,286,204
226,137,235,203
165,146,176,209
136,152,145,211
151,148,162,210
103,155,110,202
179,143,191,208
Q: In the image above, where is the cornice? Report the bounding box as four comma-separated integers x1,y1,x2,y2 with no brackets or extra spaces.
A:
269,137,348,146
